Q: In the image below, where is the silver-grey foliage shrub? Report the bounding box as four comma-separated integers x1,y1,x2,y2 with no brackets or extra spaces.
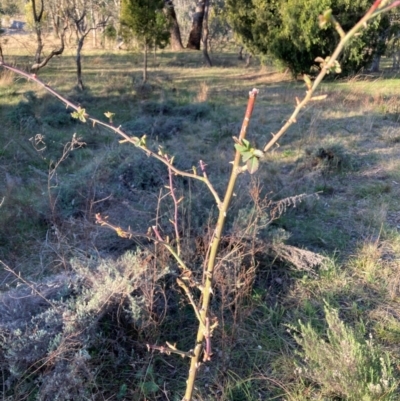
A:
0,250,169,400
293,306,397,400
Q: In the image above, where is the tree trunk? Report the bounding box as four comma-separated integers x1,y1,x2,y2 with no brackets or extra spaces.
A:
238,46,244,60
202,0,212,66
394,50,400,70
164,0,183,50
77,37,85,90
391,38,400,69
245,53,252,67
186,0,205,50
31,25,67,72
143,42,148,83
52,14,60,38
370,28,389,73
92,25,97,47
370,54,381,72
34,30,44,65
31,0,45,65
90,1,97,48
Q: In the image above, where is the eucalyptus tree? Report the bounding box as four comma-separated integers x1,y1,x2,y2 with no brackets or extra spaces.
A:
184,0,213,65
170,0,214,57
186,0,205,49
201,0,211,65
164,0,184,50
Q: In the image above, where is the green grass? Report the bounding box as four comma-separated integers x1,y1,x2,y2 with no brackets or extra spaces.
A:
2,36,400,400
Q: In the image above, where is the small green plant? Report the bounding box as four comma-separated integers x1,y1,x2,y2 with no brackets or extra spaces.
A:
293,305,396,400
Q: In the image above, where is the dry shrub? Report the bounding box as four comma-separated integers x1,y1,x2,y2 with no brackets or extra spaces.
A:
213,236,258,320
0,250,169,400
268,243,327,276
296,144,354,175
212,185,323,325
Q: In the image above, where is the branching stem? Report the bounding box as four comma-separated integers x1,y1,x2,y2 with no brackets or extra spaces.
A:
94,214,189,271
147,342,194,358
262,0,399,154
182,88,259,401
177,278,206,331
0,62,222,208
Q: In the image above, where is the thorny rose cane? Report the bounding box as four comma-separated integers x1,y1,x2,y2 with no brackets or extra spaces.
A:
183,88,259,401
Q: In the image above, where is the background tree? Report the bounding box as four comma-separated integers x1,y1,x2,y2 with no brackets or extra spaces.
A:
164,0,184,50
225,0,280,64
172,0,194,42
25,0,46,68
0,0,21,17
207,0,231,53
186,0,206,49
382,12,400,69
87,0,114,48
24,0,68,73
225,0,389,76
120,0,170,82
171,0,217,52
66,0,111,90
47,0,65,39
201,0,211,65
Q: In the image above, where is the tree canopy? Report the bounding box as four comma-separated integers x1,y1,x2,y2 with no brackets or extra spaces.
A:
225,0,389,75
0,0,20,16
120,0,170,82
120,0,170,48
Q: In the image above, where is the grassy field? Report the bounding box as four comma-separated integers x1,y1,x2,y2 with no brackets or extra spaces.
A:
2,33,400,400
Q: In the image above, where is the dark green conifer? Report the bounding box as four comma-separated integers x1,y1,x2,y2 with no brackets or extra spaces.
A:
225,0,389,76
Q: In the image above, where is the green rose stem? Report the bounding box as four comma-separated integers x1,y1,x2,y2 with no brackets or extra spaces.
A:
183,88,258,401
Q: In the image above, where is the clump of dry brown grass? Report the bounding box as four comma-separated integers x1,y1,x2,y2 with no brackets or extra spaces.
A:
0,67,14,87
196,81,209,102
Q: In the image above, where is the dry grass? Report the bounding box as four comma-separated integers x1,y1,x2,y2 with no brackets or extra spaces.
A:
196,81,209,102
0,67,14,87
